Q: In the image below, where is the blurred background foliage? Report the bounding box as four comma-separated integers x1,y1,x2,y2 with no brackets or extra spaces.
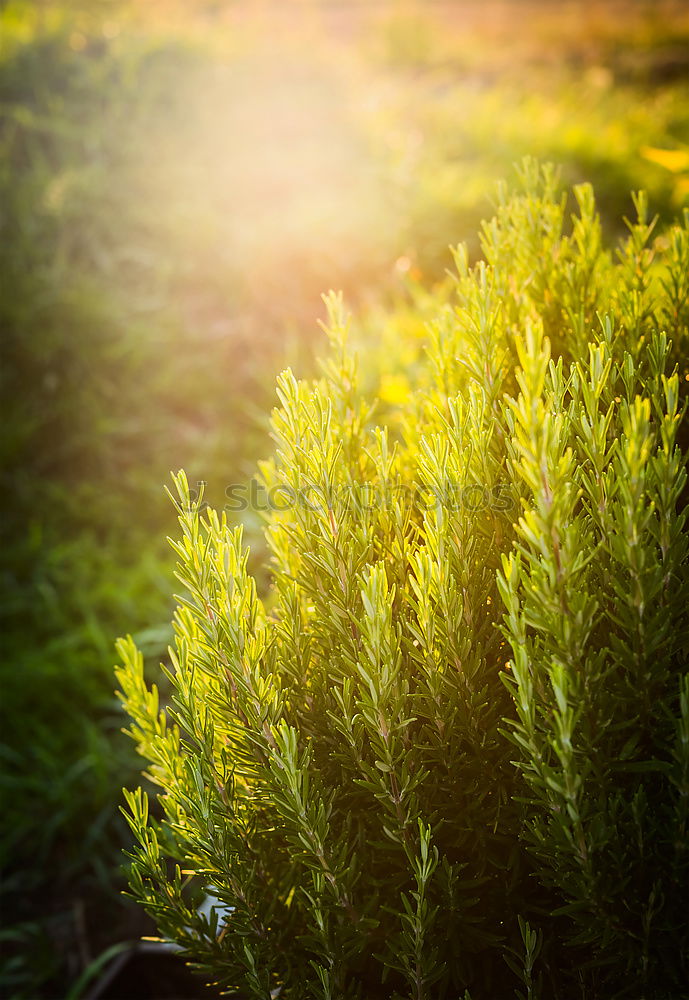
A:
1,0,687,995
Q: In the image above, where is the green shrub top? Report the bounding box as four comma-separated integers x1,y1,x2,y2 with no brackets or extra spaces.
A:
117,162,689,999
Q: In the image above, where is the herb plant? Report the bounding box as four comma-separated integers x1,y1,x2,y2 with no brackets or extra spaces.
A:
117,163,689,999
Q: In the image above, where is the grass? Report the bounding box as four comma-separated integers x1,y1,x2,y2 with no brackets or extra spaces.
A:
0,0,687,995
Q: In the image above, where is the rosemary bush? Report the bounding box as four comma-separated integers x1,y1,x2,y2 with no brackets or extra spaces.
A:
117,163,689,999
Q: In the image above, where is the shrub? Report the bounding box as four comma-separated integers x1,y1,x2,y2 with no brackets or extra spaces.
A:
117,163,689,999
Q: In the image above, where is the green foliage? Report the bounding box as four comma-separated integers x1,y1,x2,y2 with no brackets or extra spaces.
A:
2,1,688,994
118,166,689,998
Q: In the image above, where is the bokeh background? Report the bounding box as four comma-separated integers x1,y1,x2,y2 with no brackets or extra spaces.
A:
1,0,688,996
